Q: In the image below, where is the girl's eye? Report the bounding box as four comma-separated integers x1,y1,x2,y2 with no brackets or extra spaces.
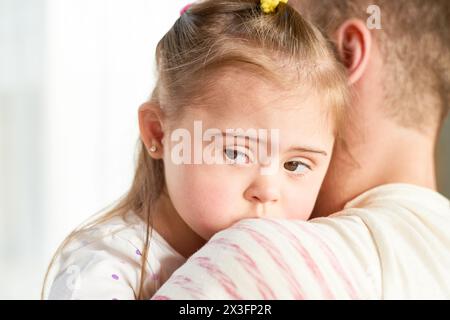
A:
284,160,311,175
224,147,252,165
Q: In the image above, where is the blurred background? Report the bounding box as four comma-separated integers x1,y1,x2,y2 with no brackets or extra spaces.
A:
1,0,449,299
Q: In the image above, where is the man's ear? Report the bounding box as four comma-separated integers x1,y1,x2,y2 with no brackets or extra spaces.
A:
334,19,372,85
138,102,165,159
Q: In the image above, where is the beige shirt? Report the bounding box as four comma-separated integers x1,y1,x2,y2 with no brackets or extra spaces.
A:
46,212,185,300
153,184,450,299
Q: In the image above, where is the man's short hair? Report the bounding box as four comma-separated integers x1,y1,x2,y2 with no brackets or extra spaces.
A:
292,0,450,133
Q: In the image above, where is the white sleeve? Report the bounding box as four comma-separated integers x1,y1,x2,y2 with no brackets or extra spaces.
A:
152,217,381,300
46,234,144,300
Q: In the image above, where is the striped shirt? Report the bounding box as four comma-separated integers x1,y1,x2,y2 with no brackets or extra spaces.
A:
152,184,450,299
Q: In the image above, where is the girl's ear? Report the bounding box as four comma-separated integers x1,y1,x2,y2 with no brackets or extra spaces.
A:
138,102,165,159
333,19,372,85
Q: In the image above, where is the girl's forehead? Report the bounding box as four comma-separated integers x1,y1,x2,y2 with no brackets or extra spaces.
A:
189,68,322,119
174,67,334,138
180,92,333,143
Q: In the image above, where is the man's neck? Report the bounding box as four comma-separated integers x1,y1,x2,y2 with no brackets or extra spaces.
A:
373,125,437,190
312,120,438,218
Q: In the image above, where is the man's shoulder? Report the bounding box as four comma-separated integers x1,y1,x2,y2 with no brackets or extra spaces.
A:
334,183,450,233
207,217,381,299
328,183,450,298
342,183,449,214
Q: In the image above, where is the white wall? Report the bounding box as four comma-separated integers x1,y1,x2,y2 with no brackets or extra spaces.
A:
0,0,186,300
0,0,47,300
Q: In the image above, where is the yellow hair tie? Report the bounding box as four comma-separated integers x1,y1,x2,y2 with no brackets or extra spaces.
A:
260,0,288,14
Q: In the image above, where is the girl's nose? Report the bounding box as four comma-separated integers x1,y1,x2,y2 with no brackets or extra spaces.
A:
244,176,281,204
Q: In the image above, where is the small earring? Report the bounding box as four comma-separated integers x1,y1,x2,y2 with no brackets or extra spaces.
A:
149,145,157,153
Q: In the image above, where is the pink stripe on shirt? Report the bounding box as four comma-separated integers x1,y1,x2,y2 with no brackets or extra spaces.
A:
194,256,243,299
234,224,305,299
266,219,335,299
210,237,277,299
293,221,359,299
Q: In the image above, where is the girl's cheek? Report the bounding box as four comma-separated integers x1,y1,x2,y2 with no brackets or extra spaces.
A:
283,186,317,220
179,167,245,236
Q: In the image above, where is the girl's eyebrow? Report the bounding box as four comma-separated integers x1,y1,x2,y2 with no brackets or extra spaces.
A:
218,132,328,156
287,146,328,156
220,132,262,143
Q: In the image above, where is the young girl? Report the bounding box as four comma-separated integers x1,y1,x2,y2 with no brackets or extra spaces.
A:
43,0,348,300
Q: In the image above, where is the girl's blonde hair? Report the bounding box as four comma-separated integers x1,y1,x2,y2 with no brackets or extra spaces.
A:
42,0,348,299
